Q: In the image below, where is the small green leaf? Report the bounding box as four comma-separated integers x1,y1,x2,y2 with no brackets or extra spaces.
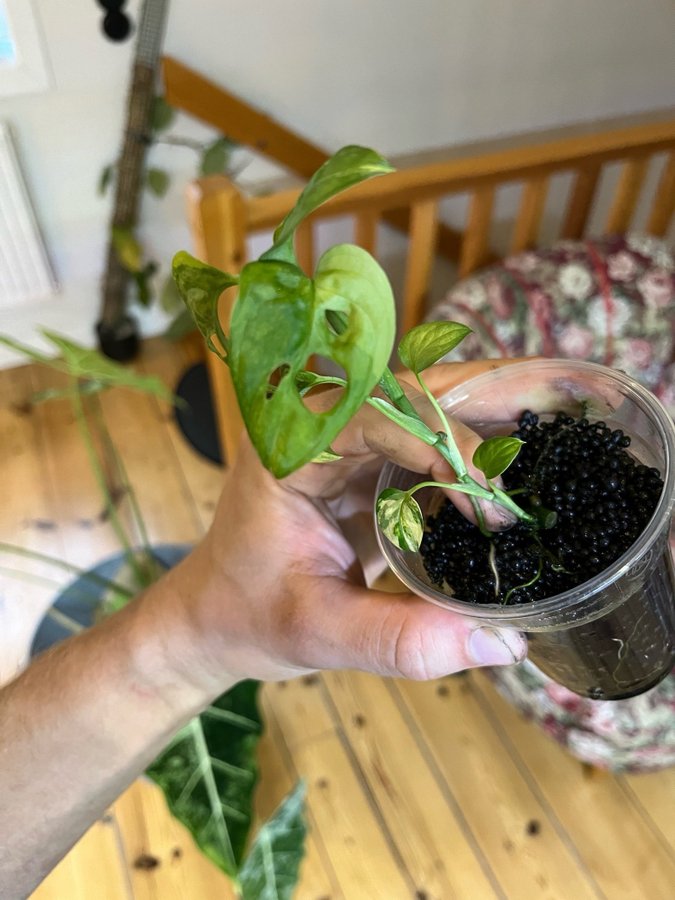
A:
398,322,472,374
472,436,524,480
238,781,307,900
146,167,170,197
172,251,239,362
295,370,347,394
112,226,143,273
367,398,439,446
200,137,236,176
272,146,394,250
98,163,115,196
376,487,424,552
147,681,263,877
151,95,175,132
230,243,395,477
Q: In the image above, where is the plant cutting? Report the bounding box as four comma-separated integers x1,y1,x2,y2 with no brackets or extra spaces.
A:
172,146,675,701
0,331,307,900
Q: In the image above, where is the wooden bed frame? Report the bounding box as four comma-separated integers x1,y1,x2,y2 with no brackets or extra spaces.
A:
179,97,675,466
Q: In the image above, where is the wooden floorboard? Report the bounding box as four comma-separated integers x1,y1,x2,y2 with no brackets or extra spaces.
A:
1,337,674,899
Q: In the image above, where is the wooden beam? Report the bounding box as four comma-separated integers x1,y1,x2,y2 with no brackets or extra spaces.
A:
186,175,247,468
163,56,326,177
162,56,467,263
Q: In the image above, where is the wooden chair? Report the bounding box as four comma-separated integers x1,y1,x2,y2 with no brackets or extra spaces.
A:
184,112,675,466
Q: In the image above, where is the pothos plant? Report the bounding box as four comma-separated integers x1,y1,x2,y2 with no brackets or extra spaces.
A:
172,146,554,551
0,331,306,900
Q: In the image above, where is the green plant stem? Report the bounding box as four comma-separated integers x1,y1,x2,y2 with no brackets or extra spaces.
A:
489,484,537,526
90,394,157,584
71,380,145,584
406,480,493,501
46,608,85,635
0,543,135,598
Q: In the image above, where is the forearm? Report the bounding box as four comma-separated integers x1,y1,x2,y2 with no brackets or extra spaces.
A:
0,559,235,899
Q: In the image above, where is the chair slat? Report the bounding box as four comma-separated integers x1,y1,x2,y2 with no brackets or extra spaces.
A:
295,220,314,275
354,210,379,255
459,186,495,278
560,164,601,240
510,176,549,254
401,199,439,334
186,176,246,468
646,151,675,237
605,157,649,234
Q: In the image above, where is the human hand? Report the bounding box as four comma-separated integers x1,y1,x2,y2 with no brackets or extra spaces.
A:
162,358,534,701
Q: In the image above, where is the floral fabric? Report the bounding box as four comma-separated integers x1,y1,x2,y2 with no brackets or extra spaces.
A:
430,234,675,772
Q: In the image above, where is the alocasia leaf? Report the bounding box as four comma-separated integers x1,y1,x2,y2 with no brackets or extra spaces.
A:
229,243,395,477
398,321,472,374
238,781,307,900
270,146,393,251
147,680,263,877
172,251,238,361
472,436,524,480
376,487,424,551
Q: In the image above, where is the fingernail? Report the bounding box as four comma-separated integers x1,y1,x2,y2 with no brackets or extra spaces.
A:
468,626,526,666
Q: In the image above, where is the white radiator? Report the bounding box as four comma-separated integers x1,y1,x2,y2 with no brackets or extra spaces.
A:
0,120,56,308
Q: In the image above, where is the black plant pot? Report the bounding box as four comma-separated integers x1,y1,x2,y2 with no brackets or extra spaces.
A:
376,360,675,700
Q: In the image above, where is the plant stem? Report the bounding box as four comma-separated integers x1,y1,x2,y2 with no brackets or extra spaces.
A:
90,394,157,585
378,367,418,418
70,380,145,584
406,480,493,501
46,608,86,635
0,543,135,598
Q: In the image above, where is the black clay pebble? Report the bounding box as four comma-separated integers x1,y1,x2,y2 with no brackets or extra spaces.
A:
421,411,663,605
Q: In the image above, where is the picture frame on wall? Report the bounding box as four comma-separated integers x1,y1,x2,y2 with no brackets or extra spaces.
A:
0,0,52,97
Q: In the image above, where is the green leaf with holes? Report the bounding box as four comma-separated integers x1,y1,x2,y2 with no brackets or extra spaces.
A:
238,781,307,900
271,146,393,251
229,243,395,477
376,487,424,551
398,321,472,374
472,436,524,480
146,680,262,877
172,251,239,361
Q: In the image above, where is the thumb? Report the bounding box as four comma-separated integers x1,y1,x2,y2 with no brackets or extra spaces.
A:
298,577,527,680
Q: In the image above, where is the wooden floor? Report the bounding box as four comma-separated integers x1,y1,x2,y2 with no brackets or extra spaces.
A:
2,337,675,900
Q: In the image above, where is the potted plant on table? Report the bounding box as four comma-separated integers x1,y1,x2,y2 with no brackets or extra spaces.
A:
173,146,675,702
0,331,306,899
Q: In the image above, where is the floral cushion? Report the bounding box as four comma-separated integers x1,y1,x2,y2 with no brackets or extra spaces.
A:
432,233,675,414
429,233,675,772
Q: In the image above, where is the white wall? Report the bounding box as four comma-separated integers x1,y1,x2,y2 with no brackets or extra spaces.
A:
1,0,674,367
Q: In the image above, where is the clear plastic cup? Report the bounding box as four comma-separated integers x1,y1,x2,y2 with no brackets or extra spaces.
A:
375,360,675,699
